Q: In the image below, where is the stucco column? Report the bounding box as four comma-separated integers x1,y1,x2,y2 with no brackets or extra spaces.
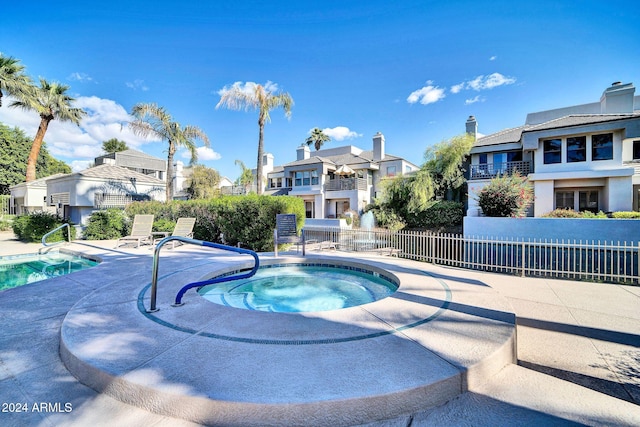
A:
533,180,554,217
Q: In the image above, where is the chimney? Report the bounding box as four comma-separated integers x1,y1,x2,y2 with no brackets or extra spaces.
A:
296,144,310,161
465,115,477,140
600,81,635,114
373,132,385,161
262,153,274,173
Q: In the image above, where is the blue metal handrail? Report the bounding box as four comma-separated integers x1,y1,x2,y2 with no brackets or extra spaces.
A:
41,223,71,247
148,236,259,312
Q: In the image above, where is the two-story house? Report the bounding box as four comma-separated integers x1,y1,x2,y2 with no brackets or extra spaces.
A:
264,132,419,218
467,81,640,217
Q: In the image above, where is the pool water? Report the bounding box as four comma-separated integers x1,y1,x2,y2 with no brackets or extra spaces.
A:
0,252,99,291
198,264,398,313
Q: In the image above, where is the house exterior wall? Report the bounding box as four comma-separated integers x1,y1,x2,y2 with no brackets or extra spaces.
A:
464,216,640,243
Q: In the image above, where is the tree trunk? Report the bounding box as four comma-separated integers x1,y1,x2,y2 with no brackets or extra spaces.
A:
166,142,175,201
26,117,51,182
256,118,265,195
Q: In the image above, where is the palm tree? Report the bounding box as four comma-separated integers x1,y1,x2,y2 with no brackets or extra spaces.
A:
10,78,86,182
234,159,254,193
216,82,293,195
0,54,32,107
128,103,210,201
305,127,331,151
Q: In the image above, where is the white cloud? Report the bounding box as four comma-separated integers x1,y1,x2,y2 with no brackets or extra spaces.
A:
68,72,95,83
465,95,483,105
466,73,516,91
0,95,160,165
489,56,497,61
125,79,149,91
322,126,361,141
407,82,446,105
71,160,92,172
196,146,222,161
450,83,464,94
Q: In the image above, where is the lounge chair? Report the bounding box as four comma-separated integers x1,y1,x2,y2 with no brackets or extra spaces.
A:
154,217,196,248
115,214,154,248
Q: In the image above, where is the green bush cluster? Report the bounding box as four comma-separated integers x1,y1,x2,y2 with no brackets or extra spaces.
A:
12,212,76,242
477,172,533,217
83,209,129,240
120,195,305,252
410,201,464,229
543,209,640,219
611,211,640,219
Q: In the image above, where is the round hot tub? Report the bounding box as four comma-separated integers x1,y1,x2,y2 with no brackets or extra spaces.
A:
198,263,399,312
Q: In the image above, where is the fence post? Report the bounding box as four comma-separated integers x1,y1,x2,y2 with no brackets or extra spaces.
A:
521,240,526,277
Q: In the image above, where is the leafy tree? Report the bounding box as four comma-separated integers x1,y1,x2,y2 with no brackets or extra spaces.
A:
102,138,128,153
476,172,533,217
0,122,70,194
186,164,221,199
0,53,32,107
305,127,330,151
128,103,210,201
9,78,85,181
410,133,475,210
234,159,254,193
216,82,293,195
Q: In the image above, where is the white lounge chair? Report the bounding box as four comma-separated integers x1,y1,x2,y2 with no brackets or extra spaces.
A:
155,217,196,248
116,214,154,248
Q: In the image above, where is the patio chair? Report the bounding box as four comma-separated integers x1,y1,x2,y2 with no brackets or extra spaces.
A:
115,214,154,248
154,217,196,249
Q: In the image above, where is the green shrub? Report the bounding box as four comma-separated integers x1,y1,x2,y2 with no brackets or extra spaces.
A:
123,196,306,252
84,209,129,240
410,201,464,229
12,212,76,243
0,215,13,231
611,211,640,219
477,172,533,217
153,218,176,233
542,209,608,218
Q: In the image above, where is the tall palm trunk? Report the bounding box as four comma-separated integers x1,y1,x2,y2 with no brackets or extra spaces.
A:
256,117,265,195
166,141,176,201
26,115,52,182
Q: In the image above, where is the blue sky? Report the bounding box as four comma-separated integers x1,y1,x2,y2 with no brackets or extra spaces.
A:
1,0,639,180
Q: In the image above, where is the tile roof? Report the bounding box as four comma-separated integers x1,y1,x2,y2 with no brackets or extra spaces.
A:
525,113,640,132
76,164,165,184
474,126,526,147
475,113,640,147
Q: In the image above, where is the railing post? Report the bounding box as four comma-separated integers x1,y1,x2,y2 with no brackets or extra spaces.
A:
521,240,526,277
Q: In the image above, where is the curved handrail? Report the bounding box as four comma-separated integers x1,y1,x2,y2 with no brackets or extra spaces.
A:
41,223,71,247
148,236,259,313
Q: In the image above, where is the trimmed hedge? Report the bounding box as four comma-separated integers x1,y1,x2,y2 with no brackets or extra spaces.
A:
84,209,129,240
122,195,305,252
410,201,464,229
12,212,76,243
611,211,640,219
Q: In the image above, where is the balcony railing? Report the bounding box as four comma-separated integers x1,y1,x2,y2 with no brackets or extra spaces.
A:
324,177,368,191
469,161,531,180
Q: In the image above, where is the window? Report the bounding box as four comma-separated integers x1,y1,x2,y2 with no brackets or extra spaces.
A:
566,136,586,162
544,139,562,164
592,133,613,161
478,153,487,164
294,170,319,186
555,191,574,210
386,166,396,177
269,177,282,188
507,151,522,162
633,140,640,160
579,191,599,213
493,153,506,174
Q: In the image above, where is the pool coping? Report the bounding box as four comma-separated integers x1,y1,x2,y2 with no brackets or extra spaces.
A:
59,253,517,426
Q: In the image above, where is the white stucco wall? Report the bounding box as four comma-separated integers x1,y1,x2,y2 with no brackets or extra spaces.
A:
533,180,554,216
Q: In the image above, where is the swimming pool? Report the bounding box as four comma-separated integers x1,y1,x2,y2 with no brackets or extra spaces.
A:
198,263,398,312
0,251,99,291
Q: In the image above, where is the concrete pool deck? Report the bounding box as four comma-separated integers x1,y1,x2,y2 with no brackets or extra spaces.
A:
0,230,639,426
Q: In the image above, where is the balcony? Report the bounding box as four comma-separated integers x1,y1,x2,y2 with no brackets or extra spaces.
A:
324,177,368,192
469,161,531,180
